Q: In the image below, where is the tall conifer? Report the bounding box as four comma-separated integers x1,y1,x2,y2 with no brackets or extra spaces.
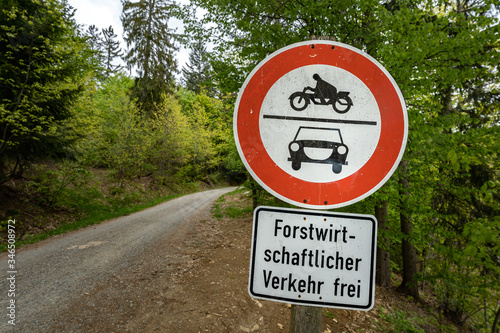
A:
102,26,123,77
85,24,105,78
121,0,179,114
181,40,213,95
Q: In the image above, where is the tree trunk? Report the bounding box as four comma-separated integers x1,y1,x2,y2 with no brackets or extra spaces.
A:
247,175,259,211
290,305,322,333
375,200,391,288
492,305,500,333
397,160,420,300
0,157,6,184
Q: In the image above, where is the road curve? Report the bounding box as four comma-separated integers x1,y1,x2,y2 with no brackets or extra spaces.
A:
0,187,237,332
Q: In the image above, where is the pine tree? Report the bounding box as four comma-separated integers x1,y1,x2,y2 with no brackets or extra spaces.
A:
101,26,123,77
121,0,179,113
181,40,214,95
86,24,102,53
85,24,105,77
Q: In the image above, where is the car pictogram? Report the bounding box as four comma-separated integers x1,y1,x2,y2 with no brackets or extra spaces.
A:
288,126,349,174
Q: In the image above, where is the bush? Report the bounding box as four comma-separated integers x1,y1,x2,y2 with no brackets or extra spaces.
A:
27,163,93,209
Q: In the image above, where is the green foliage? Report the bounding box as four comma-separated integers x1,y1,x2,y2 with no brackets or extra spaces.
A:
211,195,226,219
70,74,237,185
224,205,252,218
0,179,183,252
384,1,499,328
222,139,246,181
84,24,106,78
71,73,150,180
0,0,94,182
27,162,93,208
211,188,252,219
148,94,197,181
185,0,386,96
377,308,428,333
175,88,242,181
185,0,500,330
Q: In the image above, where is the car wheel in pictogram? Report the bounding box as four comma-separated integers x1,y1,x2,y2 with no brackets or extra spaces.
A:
332,163,342,174
292,160,301,171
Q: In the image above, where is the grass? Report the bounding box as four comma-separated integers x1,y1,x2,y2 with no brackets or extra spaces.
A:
224,205,252,218
375,307,459,333
211,187,252,220
323,310,335,319
212,195,226,219
0,163,225,252
0,193,182,252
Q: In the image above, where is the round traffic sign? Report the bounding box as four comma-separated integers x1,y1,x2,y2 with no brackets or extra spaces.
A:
234,41,408,209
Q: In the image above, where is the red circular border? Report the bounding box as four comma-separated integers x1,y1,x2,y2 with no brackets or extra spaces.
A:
236,43,406,207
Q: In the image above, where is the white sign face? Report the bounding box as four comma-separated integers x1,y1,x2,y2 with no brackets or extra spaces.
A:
260,65,381,183
249,206,377,310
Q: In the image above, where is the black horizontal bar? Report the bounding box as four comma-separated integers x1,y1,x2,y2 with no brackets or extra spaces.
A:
263,114,377,126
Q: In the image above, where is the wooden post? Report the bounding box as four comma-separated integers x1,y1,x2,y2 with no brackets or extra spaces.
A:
288,35,334,333
290,304,322,333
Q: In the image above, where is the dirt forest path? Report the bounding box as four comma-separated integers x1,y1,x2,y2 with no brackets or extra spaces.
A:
0,187,236,332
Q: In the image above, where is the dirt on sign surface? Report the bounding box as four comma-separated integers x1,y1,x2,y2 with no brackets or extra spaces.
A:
49,190,454,333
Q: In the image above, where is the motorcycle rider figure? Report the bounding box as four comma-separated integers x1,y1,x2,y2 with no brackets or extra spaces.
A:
289,73,352,113
305,74,337,104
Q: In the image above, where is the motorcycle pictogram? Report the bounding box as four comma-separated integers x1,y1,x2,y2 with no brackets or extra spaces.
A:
289,74,353,113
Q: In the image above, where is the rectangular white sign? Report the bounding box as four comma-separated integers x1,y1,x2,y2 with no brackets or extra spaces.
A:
248,206,377,310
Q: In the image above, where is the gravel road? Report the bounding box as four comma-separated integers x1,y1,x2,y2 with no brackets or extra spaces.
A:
0,187,236,333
